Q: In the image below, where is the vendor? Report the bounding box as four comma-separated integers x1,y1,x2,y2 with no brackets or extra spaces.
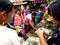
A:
37,0,60,45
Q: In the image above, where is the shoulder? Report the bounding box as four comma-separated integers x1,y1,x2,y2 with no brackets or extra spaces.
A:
27,14,31,17
7,27,17,34
25,14,31,17
1,26,17,35
27,14,32,19
0,26,18,38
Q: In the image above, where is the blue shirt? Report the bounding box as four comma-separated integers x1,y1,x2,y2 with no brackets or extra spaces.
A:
36,11,40,18
9,13,15,25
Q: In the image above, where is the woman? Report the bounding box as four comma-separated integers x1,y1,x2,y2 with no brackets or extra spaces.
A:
0,1,20,45
14,9,24,27
24,5,30,16
37,1,60,45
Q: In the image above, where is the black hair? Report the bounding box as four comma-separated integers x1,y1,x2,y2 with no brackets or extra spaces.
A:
48,0,60,21
31,11,36,16
48,0,58,15
0,1,13,13
15,8,20,13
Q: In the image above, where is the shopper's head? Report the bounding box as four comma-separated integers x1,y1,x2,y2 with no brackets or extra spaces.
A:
15,8,20,14
0,1,13,25
26,5,29,10
31,11,36,18
48,1,60,26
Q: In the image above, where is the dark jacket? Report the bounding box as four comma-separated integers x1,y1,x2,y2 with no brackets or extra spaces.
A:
47,27,60,45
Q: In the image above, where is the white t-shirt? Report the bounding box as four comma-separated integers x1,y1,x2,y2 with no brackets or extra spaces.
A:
0,26,20,45
24,14,32,25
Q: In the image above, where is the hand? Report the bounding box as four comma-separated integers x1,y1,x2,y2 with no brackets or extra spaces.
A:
37,28,44,36
36,28,49,37
41,28,49,37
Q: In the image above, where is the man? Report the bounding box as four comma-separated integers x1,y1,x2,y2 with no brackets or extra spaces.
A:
0,1,21,45
24,11,36,33
37,0,60,45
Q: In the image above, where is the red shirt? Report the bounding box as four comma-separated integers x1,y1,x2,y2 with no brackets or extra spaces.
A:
14,14,24,26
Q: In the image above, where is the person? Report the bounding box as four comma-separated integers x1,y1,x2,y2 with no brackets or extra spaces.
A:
14,8,20,26
9,12,15,26
35,8,41,24
36,8,41,19
24,11,36,33
24,5,30,16
0,1,20,45
14,9,24,27
40,6,45,21
37,0,60,45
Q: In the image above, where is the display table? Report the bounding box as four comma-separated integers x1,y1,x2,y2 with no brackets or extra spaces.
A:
20,27,51,45
21,37,40,45
20,30,40,45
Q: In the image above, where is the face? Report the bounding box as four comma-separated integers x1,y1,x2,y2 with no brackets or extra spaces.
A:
2,8,14,23
32,15,35,18
16,10,20,14
6,8,14,23
26,6,29,9
51,16,60,26
50,12,60,26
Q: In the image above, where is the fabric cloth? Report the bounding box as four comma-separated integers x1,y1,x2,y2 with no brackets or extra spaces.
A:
24,14,33,33
36,11,40,18
9,13,15,25
24,9,30,15
47,27,60,45
14,14,24,26
24,14,32,25
0,26,20,45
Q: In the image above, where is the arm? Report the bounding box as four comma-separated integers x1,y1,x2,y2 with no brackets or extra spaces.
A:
37,28,48,45
29,20,34,28
24,10,26,18
38,34,48,45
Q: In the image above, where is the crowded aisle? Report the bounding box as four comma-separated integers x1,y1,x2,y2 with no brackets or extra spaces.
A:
0,0,60,45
